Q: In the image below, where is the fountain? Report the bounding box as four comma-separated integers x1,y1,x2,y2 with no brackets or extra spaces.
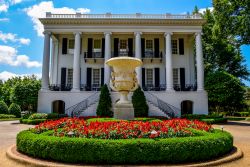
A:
106,56,142,120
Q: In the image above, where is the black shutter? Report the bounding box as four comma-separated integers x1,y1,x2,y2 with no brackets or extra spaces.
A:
101,68,104,86
142,68,145,89
154,38,159,57
61,68,67,90
87,38,93,58
154,68,160,90
128,38,133,57
114,38,119,57
141,38,145,58
62,38,68,54
179,38,184,55
101,38,105,58
180,68,185,91
86,68,92,91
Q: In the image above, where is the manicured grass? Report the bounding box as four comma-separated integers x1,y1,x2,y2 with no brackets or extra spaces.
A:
0,118,20,121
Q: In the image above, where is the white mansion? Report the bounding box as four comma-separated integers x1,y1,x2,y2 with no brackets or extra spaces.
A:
38,12,208,117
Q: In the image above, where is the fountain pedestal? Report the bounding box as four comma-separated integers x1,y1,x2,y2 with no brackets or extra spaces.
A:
106,57,142,120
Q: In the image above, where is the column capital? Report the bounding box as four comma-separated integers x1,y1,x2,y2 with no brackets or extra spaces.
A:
73,31,82,35
134,32,142,36
164,32,173,36
43,31,51,36
104,31,112,35
195,32,203,36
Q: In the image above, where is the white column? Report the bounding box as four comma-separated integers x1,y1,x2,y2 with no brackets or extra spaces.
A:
41,31,51,91
50,40,59,85
195,32,204,91
165,32,174,91
134,32,142,86
104,32,112,85
71,32,82,92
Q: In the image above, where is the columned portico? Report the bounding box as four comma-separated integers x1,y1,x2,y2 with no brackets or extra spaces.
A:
71,32,82,92
195,32,204,91
104,32,112,85
41,31,51,91
165,32,174,91
134,32,142,86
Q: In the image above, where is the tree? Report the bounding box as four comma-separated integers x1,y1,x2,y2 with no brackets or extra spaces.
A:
96,84,113,117
0,101,9,114
10,76,41,111
132,87,149,117
213,0,250,45
9,103,21,118
205,71,246,115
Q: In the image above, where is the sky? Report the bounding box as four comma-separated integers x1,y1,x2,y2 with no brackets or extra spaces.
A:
0,0,249,86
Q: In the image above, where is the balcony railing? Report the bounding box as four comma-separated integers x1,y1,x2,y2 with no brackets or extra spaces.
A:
84,52,104,58
45,13,202,20
142,84,197,91
49,84,101,91
112,51,134,57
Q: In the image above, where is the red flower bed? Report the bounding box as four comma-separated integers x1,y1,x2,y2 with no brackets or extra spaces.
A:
32,118,212,139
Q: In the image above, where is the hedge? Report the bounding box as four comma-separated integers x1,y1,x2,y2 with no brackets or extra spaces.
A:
19,119,47,125
0,114,16,119
201,118,228,124
17,130,233,164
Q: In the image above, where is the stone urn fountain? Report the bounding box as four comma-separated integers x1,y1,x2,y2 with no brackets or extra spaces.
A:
106,56,142,120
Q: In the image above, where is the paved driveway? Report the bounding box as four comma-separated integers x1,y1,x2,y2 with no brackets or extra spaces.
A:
0,120,249,167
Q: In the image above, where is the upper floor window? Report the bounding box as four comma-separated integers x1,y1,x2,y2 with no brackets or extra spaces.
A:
171,40,178,54
120,40,127,50
146,40,153,51
94,39,101,49
68,39,75,49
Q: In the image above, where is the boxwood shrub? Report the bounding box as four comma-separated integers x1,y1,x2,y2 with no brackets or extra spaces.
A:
19,119,47,125
0,114,16,119
17,129,233,164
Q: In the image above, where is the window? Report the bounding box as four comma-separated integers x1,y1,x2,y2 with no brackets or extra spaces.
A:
93,69,100,86
146,69,153,86
173,68,179,85
68,39,75,49
94,39,101,49
171,40,178,54
67,69,73,86
146,40,153,50
120,40,127,50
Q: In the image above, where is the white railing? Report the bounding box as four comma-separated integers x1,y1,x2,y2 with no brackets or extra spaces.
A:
45,12,202,19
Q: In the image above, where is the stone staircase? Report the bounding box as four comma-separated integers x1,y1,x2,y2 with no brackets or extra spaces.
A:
147,101,169,118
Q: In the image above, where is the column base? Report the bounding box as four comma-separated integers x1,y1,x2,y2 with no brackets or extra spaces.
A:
71,88,81,92
197,89,205,92
40,88,50,92
114,102,134,120
166,89,175,93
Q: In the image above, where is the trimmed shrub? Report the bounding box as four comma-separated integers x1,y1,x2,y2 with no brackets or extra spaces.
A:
47,113,68,119
246,117,250,121
20,119,47,125
200,118,228,124
234,112,249,117
0,114,16,119
22,113,32,119
28,113,48,120
8,103,21,118
0,101,8,114
96,84,113,117
17,130,233,164
132,87,149,117
226,117,246,121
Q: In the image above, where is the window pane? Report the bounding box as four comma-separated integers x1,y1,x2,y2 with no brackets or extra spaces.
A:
171,40,178,54
120,40,127,49
93,69,100,85
67,69,73,85
68,39,75,49
146,40,153,50
146,69,153,86
94,39,101,49
173,68,179,85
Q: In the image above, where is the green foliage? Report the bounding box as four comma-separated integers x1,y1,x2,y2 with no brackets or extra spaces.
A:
17,130,233,164
28,113,48,120
233,112,249,117
245,117,250,121
200,118,228,124
0,101,9,114
132,87,149,117
96,84,112,117
87,118,121,123
0,114,16,119
47,113,68,119
182,114,222,119
226,117,246,121
8,103,21,118
205,71,246,114
20,119,47,125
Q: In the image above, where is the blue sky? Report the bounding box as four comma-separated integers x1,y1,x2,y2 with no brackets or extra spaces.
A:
0,0,249,85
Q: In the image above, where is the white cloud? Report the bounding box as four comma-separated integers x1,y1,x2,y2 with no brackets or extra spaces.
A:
0,4,9,12
199,7,214,14
24,1,90,37
0,45,41,68
11,0,23,5
0,71,41,81
0,18,9,22
0,31,30,45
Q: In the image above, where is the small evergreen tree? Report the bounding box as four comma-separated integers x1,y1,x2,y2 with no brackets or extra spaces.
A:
96,84,113,117
9,103,21,118
132,87,149,117
0,101,9,114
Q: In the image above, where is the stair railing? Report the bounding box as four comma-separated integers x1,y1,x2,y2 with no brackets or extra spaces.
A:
65,92,100,117
144,91,180,118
